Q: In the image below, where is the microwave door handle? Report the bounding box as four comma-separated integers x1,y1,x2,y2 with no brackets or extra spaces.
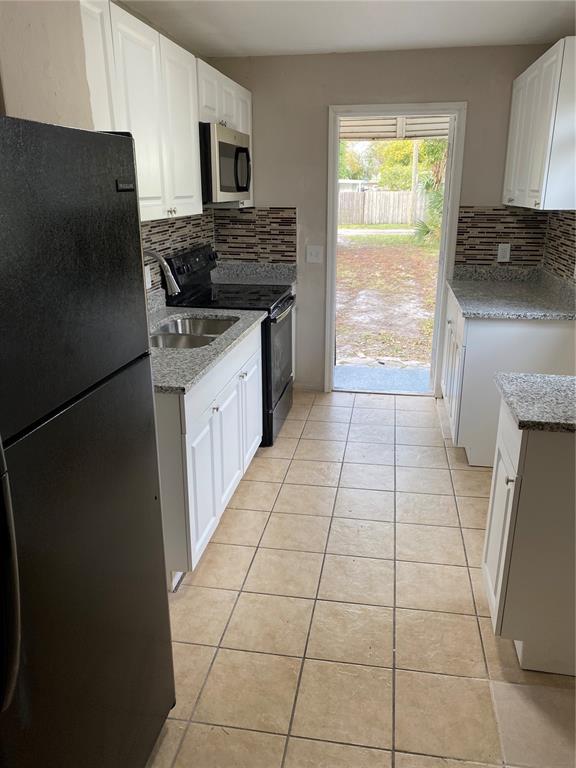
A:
234,147,251,193
0,439,21,714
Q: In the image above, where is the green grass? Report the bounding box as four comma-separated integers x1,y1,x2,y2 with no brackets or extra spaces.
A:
338,223,414,231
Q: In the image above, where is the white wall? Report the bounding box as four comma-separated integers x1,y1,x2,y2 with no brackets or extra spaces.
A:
0,1,93,128
210,45,547,390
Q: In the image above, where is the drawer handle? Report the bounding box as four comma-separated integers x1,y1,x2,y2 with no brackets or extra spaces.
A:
505,476,515,485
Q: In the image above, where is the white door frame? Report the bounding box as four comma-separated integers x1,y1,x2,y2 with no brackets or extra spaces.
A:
324,101,467,394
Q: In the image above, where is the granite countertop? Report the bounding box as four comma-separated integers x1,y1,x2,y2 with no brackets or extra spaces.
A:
449,271,575,320
495,373,576,432
211,260,297,287
148,307,266,394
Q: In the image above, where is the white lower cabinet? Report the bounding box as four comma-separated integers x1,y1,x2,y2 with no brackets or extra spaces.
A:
155,324,263,577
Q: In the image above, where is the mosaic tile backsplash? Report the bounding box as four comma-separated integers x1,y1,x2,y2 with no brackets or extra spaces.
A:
214,207,297,262
543,211,576,281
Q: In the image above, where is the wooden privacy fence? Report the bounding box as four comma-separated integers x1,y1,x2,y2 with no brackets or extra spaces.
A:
339,188,427,225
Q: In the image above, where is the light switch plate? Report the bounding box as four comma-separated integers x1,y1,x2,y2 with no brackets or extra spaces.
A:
497,243,511,262
144,265,152,289
306,245,324,264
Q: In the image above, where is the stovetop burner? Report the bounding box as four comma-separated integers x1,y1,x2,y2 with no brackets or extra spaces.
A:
167,282,292,312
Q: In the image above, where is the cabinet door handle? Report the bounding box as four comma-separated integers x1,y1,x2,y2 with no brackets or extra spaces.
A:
507,197,515,204
533,200,540,208
212,406,220,413
505,476,515,485
447,320,453,325
239,372,247,379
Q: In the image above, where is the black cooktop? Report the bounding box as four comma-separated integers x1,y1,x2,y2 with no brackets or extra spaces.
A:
167,282,292,313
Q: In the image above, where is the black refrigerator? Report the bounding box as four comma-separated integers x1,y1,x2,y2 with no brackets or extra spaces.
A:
0,118,174,767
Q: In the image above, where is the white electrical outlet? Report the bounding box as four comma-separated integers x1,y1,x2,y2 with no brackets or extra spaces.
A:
144,265,152,289
497,243,511,263
306,245,324,264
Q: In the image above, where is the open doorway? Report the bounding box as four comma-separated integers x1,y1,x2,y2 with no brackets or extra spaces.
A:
325,105,466,396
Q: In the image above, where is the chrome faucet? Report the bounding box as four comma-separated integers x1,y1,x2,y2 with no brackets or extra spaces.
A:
144,250,180,296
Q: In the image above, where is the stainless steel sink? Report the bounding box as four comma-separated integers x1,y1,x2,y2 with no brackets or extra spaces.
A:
150,333,214,349
154,317,238,336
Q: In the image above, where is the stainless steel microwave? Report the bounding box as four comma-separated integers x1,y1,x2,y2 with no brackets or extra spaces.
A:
199,122,251,205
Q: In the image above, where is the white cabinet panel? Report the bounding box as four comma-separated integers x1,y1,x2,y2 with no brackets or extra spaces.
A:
241,351,263,467
213,376,244,511
186,407,218,568
110,4,166,221
160,36,202,217
197,59,220,122
80,0,116,131
219,79,237,128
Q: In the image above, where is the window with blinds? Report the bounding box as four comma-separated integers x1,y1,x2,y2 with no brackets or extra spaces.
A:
339,115,451,140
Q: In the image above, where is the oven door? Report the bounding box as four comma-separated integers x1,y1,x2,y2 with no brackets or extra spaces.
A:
211,124,251,203
270,298,294,408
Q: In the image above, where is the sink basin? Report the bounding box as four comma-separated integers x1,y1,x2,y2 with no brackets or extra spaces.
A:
154,316,238,337
150,333,213,349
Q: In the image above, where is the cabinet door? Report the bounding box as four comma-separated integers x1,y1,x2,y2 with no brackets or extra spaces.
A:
236,88,252,134
110,4,167,221
186,408,218,568
213,376,244,513
483,440,517,632
513,66,540,207
80,0,116,131
160,36,202,218
502,79,525,205
241,351,263,468
197,59,220,122
219,77,237,128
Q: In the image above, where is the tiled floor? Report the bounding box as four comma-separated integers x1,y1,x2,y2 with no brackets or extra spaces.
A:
148,391,575,768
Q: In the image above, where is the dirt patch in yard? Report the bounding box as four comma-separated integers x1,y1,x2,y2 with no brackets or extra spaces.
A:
336,235,439,366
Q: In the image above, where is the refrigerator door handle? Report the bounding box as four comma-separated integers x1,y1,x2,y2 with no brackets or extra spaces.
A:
0,439,21,714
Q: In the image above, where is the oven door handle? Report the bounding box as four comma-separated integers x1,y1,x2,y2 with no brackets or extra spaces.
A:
270,299,294,324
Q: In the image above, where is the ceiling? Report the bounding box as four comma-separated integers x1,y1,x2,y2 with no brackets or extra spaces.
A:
123,0,575,58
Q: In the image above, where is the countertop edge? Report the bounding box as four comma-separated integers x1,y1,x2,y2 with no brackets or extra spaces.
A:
495,373,576,433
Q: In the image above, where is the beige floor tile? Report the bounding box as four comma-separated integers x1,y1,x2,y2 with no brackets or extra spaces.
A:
319,554,394,606
273,484,336,516
492,681,575,768
292,659,392,748
293,390,317,406
285,459,341,487
184,543,255,590
344,441,395,465
395,755,493,768
446,446,487,471
396,609,486,677
171,642,216,719
396,492,459,527
308,405,352,422
396,410,439,428
348,422,395,444
462,527,485,567
334,488,394,522
228,480,281,511
396,445,448,469
479,617,575,688
212,508,269,546
396,561,475,614
396,426,444,446
287,405,312,420
307,601,393,666
244,548,323,598
469,568,490,616
451,470,492,497
457,496,489,529
260,512,330,552
174,724,285,768
327,518,394,559
396,395,436,412
257,437,299,460
314,391,356,406
302,420,350,441
243,457,290,483
147,720,187,768
395,670,501,763
279,419,306,439
222,592,313,656
396,523,466,566
285,738,391,768
340,463,394,491
396,467,452,495
169,585,237,645
351,408,395,425
194,648,300,733
294,438,346,462
354,392,395,409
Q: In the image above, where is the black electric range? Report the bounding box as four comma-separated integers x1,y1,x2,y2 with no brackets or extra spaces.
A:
159,246,295,446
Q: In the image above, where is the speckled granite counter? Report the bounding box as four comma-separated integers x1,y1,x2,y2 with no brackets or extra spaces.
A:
496,373,576,432
449,271,575,320
148,307,266,394
211,260,297,287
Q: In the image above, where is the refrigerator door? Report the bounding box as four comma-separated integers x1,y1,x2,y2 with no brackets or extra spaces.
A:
0,117,149,443
0,358,174,768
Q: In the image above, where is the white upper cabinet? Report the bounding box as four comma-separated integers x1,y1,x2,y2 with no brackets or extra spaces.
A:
79,0,116,131
503,37,575,210
197,59,252,132
160,37,202,218
196,59,220,122
110,4,166,221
